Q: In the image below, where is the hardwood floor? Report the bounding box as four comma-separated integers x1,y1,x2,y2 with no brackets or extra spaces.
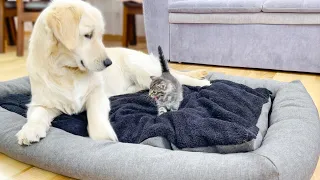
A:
0,40,319,180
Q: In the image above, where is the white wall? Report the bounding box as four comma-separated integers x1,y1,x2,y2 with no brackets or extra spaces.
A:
24,0,146,36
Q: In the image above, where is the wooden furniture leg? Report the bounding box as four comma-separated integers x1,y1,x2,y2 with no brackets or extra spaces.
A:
6,17,16,45
128,14,137,46
0,0,5,53
122,5,128,47
122,2,142,47
127,14,132,45
16,17,24,56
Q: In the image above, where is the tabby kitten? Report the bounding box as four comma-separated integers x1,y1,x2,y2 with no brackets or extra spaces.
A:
149,46,183,116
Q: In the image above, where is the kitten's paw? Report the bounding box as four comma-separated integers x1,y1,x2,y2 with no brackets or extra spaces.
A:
158,107,167,116
170,107,179,111
16,122,47,146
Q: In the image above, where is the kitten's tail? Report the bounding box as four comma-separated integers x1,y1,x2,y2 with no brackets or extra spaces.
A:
158,46,169,73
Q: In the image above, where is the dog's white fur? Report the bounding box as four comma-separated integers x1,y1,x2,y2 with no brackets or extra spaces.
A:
16,0,210,145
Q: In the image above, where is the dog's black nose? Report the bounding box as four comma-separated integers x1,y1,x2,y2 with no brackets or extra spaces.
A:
103,58,112,68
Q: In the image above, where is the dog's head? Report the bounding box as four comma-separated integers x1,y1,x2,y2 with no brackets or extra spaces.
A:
45,0,111,72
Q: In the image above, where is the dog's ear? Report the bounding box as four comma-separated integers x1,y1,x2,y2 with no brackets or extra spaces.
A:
46,6,82,50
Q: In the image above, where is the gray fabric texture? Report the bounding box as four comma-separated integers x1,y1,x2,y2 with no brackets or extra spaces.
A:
143,0,170,58
169,24,320,73
254,80,320,180
0,77,31,98
168,0,320,13
169,0,264,13
263,0,320,12
0,76,272,154
1,74,320,180
169,13,320,25
143,0,320,73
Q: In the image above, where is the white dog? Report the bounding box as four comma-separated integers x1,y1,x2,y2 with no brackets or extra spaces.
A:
16,0,210,145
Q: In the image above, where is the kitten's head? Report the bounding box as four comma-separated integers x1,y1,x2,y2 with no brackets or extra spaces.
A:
149,76,171,100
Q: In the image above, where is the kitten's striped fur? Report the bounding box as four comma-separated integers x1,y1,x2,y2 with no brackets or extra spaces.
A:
149,46,183,115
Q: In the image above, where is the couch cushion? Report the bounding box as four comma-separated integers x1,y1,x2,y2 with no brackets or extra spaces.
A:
263,0,320,12
169,0,264,13
169,13,320,25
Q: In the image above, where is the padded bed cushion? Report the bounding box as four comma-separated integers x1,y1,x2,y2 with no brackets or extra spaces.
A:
0,80,272,154
0,73,319,180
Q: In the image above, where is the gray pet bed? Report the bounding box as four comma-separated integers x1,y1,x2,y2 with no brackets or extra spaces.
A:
0,73,319,180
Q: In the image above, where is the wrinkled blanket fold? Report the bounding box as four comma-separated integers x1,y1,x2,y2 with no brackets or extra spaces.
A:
0,80,271,149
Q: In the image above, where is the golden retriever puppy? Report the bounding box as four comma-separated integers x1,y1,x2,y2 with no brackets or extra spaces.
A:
16,0,210,145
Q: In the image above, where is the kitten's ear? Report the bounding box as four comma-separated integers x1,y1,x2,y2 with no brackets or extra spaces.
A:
150,76,156,80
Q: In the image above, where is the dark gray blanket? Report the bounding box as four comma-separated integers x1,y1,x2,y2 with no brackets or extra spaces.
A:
0,80,271,149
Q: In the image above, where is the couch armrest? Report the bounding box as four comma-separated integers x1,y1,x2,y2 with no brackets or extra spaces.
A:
143,0,169,58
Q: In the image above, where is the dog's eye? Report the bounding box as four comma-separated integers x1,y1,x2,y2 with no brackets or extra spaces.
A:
84,33,93,39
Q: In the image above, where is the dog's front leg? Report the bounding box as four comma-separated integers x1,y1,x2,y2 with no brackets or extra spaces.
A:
86,87,118,141
16,106,61,145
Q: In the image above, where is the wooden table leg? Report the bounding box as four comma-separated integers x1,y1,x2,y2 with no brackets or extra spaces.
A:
122,5,128,47
0,0,5,53
128,14,137,46
16,17,24,56
7,17,16,46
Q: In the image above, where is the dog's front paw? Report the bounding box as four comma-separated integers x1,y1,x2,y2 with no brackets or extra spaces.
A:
88,123,118,142
16,122,48,146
